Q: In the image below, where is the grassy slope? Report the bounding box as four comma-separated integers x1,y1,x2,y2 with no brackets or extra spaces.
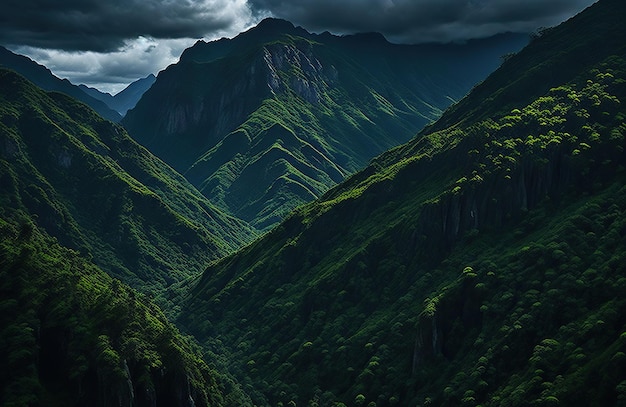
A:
124,23,526,230
181,1,626,405
0,69,257,300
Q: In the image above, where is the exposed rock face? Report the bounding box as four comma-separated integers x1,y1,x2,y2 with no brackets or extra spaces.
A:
262,42,331,104
415,146,573,256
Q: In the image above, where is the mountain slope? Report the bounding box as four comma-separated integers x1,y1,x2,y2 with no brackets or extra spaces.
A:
0,46,122,122
123,20,527,230
0,212,252,407
80,74,156,116
181,1,626,405
0,69,256,300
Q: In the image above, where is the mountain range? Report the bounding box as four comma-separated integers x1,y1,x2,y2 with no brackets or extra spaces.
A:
178,0,626,405
79,74,156,116
0,46,157,120
123,19,528,230
1,0,626,405
0,69,257,300
0,46,123,122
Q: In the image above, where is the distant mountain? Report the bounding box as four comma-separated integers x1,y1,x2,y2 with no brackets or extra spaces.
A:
0,68,256,300
181,0,626,405
79,83,117,108
0,45,122,122
123,20,527,230
80,73,156,116
113,74,156,115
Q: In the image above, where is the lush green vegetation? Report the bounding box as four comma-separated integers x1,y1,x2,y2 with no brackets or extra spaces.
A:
124,19,526,230
3,1,625,405
0,69,256,304
181,1,626,405
0,209,253,406
0,69,259,406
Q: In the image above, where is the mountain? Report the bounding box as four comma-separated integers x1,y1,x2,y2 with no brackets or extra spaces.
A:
0,46,122,122
181,0,626,405
78,83,117,110
0,69,256,302
123,20,527,230
112,74,157,115
80,74,156,116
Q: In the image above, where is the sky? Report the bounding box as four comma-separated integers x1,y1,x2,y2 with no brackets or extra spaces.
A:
1,0,597,94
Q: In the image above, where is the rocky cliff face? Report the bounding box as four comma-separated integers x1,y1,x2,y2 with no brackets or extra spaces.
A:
262,41,334,104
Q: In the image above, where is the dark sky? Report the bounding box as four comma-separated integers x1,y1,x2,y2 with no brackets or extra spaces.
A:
1,0,597,93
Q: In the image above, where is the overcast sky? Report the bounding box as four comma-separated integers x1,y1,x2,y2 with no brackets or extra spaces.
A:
1,0,596,94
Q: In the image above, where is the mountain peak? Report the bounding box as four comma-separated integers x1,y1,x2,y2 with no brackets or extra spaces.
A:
242,17,310,42
254,17,297,34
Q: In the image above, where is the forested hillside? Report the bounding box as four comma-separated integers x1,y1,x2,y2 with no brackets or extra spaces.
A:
0,213,252,406
0,69,256,300
0,69,260,406
181,0,626,405
124,19,526,230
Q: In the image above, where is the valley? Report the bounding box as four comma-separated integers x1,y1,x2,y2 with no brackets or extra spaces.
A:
1,0,625,406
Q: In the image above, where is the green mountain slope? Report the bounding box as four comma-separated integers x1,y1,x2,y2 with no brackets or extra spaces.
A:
0,69,256,299
181,1,626,405
0,46,122,122
0,212,252,406
123,19,527,230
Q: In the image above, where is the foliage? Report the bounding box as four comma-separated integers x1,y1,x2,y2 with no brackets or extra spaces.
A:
0,210,252,406
0,69,256,309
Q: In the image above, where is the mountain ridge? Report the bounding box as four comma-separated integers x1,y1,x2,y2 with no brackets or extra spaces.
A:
124,20,527,230
180,1,626,405
0,45,122,122
80,73,156,116
0,68,257,300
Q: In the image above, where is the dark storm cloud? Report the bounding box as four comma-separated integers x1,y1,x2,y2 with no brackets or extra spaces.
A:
0,0,249,52
248,0,597,43
1,0,597,93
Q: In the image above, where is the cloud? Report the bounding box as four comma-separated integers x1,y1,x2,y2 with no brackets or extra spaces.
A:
2,0,597,93
0,0,253,52
248,0,597,43
12,37,198,94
